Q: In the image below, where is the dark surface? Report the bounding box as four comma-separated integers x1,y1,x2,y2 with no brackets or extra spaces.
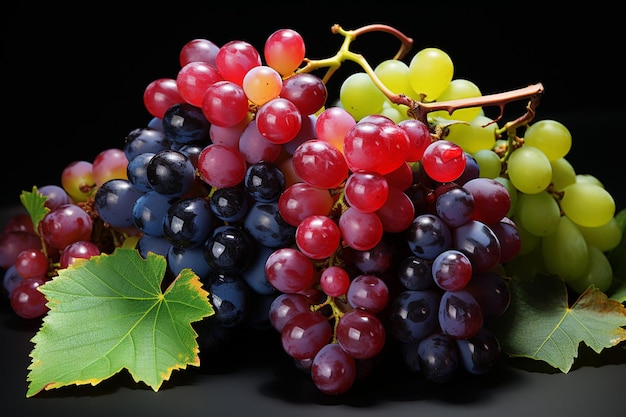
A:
1,291,625,417
1,5,625,416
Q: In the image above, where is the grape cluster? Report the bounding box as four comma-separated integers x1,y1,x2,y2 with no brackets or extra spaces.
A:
0,24,620,397
499,120,620,295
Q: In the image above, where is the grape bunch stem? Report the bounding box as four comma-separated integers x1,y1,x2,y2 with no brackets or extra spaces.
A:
297,23,544,131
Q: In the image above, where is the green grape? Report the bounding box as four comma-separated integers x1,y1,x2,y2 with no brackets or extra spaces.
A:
550,157,576,191
575,173,604,187
339,72,386,121
515,191,560,237
374,59,420,101
473,149,501,179
494,176,518,217
542,215,589,282
566,244,613,293
430,79,482,122
523,119,572,161
445,114,498,153
607,209,626,297
561,182,615,227
507,145,552,194
503,242,547,278
513,217,542,256
408,47,454,101
576,216,623,252
379,100,406,123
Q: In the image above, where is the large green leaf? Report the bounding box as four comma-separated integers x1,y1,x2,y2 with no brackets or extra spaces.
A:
26,248,214,397
490,272,626,373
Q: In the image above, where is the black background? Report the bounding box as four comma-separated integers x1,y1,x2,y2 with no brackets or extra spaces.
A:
2,4,625,210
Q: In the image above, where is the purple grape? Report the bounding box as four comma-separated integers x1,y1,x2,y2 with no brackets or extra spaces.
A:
163,197,214,248
388,289,441,343
147,149,196,197
438,289,484,339
406,214,452,260
204,225,254,274
94,178,144,229
162,103,210,145
455,327,501,375
396,255,434,290
435,185,474,227
464,271,511,318
417,332,459,383
452,219,501,273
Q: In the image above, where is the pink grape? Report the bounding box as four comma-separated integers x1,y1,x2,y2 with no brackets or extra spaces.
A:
10,276,49,319
197,144,248,189
264,28,306,76
346,274,389,313
40,203,93,250
201,80,250,127
176,61,223,107
315,106,356,152
421,140,466,183
92,148,128,186
59,240,101,269
319,266,351,297
265,247,315,293
383,162,413,191
398,118,432,162
295,215,341,260
336,309,385,359
338,207,384,251
376,123,411,175
238,119,282,164
311,343,357,395
209,117,250,149
292,140,349,189
14,249,48,279
375,187,415,233
179,38,220,67
269,293,311,332
278,182,334,226
215,40,262,86
281,113,317,155
255,97,302,144
343,122,389,173
281,311,332,359
344,171,389,213
143,78,184,119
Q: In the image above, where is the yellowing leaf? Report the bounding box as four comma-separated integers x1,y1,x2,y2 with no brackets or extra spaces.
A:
26,248,214,397
490,272,626,373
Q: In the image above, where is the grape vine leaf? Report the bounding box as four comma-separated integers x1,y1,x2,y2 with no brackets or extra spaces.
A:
490,272,626,373
19,186,48,232
26,248,214,397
